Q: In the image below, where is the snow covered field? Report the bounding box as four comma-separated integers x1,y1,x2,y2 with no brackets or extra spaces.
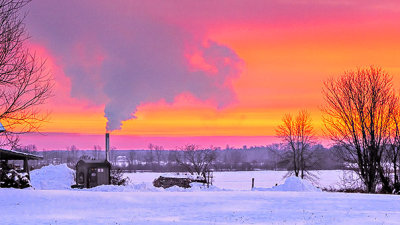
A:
2,188,400,224
126,170,344,190
1,165,400,225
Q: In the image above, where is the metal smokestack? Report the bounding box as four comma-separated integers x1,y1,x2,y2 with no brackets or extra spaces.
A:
105,133,110,162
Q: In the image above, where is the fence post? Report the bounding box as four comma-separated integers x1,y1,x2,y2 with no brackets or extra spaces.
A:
207,171,210,188
251,178,255,189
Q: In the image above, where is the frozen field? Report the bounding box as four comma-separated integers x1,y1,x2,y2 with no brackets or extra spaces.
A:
1,166,400,225
126,170,345,190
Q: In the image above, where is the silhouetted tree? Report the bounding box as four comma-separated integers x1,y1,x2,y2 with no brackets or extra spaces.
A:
276,110,315,179
149,143,164,166
175,144,216,179
322,66,396,193
93,145,101,159
128,150,136,165
145,144,155,170
67,145,78,165
386,103,400,192
0,0,52,148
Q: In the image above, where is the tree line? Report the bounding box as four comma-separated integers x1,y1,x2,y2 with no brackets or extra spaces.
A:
19,143,344,173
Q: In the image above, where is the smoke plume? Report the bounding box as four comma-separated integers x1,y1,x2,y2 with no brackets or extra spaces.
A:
27,1,242,131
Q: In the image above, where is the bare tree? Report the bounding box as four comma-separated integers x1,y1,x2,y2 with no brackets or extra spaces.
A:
18,144,36,153
276,110,315,179
266,143,285,171
386,102,400,191
0,0,52,148
149,143,164,166
145,143,155,167
93,145,101,159
167,150,177,163
322,66,396,193
67,145,78,165
128,150,136,165
175,144,216,179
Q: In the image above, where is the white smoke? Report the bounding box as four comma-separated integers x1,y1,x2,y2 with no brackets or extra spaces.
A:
27,0,243,131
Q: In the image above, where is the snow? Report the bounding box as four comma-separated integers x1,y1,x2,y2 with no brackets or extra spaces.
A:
126,170,345,191
1,189,400,224
85,181,224,192
253,176,322,192
159,172,203,180
30,164,75,190
1,166,399,224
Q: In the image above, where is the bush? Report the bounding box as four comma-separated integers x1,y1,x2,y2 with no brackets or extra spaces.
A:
0,164,31,188
110,168,130,186
322,187,366,193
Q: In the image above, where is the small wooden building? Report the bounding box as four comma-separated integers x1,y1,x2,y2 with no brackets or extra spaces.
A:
75,159,111,188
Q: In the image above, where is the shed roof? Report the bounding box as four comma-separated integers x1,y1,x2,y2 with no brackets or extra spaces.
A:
0,149,43,160
77,159,111,166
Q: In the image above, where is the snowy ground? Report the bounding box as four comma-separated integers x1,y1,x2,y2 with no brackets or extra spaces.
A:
1,165,400,225
2,189,400,225
126,170,344,190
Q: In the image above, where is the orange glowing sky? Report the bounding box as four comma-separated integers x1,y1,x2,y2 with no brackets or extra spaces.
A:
19,1,400,149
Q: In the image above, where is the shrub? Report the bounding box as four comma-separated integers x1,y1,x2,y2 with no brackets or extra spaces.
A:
110,168,130,186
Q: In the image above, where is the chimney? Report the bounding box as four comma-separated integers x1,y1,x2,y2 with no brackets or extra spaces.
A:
105,133,110,162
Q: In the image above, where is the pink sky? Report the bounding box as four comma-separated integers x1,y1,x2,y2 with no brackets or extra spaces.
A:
13,0,400,150
20,133,281,150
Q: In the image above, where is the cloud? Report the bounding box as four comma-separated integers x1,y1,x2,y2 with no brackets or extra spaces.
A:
26,0,242,131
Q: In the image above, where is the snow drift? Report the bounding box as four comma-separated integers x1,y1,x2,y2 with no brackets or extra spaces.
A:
30,164,75,190
253,176,321,192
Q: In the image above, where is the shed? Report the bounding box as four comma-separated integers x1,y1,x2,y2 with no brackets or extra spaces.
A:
0,149,43,178
75,159,111,188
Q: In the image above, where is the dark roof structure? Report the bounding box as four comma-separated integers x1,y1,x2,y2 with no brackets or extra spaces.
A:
0,149,43,160
77,159,111,167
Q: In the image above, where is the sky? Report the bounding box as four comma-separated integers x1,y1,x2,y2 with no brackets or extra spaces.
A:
18,0,400,150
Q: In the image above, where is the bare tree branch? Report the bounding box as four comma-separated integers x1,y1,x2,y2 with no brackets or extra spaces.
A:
175,144,216,179
0,0,53,148
322,66,396,193
276,110,316,180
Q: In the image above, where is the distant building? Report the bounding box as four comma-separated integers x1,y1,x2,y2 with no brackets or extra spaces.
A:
74,159,111,188
116,156,129,168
